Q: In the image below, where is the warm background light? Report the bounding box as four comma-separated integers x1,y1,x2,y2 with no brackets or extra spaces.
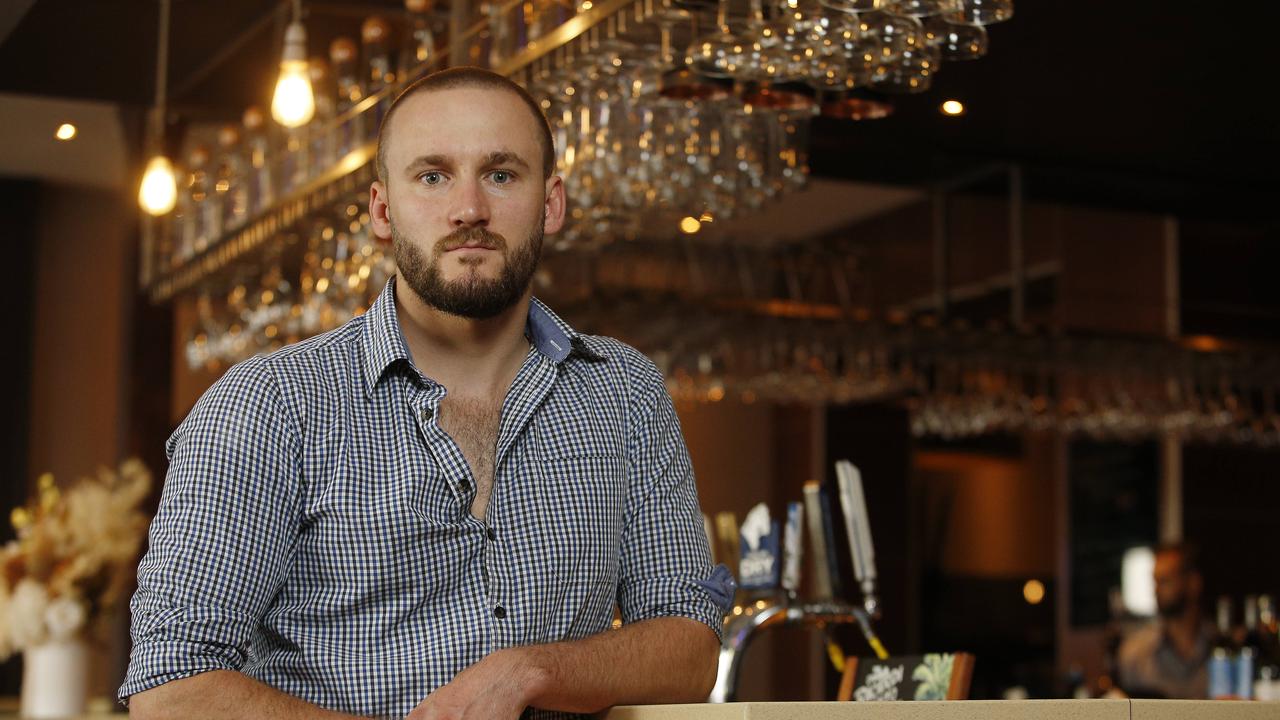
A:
138,155,178,216
1121,546,1157,617
1023,579,1046,605
941,99,966,116
272,60,316,127
54,123,77,141
679,216,702,234
271,21,315,128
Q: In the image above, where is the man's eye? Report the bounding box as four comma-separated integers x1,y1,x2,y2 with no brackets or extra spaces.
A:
421,172,443,185
491,170,512,184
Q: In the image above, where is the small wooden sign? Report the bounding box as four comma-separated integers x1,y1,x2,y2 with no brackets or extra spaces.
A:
838,652,975,702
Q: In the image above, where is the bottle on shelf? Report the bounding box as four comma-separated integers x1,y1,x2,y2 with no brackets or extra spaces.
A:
1238,595,1262,700
175,149,197,263
530,0,573,43
330,37,363,157
182,145,216,257
467,2,495,68
216,124,248,232
401,0,439,82
1258,594,1280,700
281,129,307,196
307,55,337,177
242,106,274,215
361,16,396,130
1208,595,1237,700
488,0,513,69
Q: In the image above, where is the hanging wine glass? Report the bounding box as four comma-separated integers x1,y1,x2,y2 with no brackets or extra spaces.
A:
882,0,960,17
952,0,1013,25
862,11,939,92
686,0,752,78
922,15,988,60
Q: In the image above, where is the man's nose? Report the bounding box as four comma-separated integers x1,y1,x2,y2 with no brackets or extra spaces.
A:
449,179,490,228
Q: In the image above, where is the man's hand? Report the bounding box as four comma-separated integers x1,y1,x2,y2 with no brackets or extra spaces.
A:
406,649,547,720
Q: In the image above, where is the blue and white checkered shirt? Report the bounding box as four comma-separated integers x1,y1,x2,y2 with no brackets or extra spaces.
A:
121,279,733,719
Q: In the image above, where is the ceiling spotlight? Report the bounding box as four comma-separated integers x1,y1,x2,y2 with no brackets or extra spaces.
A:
55,123,77,141
941,99,966,116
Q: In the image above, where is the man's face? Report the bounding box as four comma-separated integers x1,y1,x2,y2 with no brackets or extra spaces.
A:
1153,551,1194,618
373,86,562,319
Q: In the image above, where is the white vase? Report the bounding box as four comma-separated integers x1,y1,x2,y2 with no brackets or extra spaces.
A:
20,637,88,719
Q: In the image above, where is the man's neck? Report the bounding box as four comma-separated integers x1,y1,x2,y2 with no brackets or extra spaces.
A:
1163,606,1205,661
393,278,532,395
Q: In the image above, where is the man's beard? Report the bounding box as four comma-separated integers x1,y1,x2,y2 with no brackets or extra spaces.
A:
392,221,542,320
1157,592,1187,619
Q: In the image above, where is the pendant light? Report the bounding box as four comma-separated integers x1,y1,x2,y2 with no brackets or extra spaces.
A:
138,0,177,216
271,0,315,128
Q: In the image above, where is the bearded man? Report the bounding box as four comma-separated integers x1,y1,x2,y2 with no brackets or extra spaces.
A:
122,67,732,720
1116,544,1212,698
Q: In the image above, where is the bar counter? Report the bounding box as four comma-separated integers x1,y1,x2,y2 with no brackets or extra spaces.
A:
604,700,1280,720
3,700,1276,719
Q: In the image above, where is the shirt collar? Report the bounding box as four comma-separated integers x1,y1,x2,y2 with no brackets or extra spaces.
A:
360,278,604,396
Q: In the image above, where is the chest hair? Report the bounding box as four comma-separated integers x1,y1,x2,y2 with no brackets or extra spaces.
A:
439,394,502,520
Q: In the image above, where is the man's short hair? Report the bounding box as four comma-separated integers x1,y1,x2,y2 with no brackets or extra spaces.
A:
1155,542,1201,576
375,67,556,183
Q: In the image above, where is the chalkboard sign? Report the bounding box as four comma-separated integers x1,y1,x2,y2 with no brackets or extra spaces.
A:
838,653,974,702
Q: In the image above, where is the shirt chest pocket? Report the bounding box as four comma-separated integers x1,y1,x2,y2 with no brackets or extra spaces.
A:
536,454,626,587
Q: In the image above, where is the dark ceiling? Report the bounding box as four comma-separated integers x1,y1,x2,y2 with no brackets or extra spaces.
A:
1,0,1277,223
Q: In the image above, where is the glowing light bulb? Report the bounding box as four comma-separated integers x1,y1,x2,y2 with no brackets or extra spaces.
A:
1023,579,1045,605
271,22,315,128
138,155,178,216
679,216,702,234
941,99,965,116
55,123,77,140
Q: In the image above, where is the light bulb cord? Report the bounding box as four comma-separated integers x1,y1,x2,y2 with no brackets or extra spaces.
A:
154,0,169,119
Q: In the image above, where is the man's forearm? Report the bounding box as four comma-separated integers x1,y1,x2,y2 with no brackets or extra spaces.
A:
129,669,367,720
513,616,720,714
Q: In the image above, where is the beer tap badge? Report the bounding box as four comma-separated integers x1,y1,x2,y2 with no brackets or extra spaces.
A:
738,503,781,590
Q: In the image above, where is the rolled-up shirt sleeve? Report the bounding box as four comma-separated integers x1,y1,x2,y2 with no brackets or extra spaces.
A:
119,355,302,702
617,356,734,642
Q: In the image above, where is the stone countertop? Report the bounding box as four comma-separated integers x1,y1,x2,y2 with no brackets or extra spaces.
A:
2,699,1276,719
602,700,1280,720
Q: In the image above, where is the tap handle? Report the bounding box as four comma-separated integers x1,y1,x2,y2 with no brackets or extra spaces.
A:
780,501,804,597
835,460,877,606
714,511,741,580
802,481,841,600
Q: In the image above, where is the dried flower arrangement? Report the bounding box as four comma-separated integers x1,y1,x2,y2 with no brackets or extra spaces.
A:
0,459,151,658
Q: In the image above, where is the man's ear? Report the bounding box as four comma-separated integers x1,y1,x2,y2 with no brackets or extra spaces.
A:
543,175,566,235
369,180,393,243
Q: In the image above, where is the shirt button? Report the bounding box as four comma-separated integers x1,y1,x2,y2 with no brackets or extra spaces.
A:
493,605,507,619
419,406,433,421
486,527,497,541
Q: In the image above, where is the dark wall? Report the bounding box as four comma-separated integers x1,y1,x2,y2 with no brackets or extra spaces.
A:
1183,443,1280,603
1068,440,1160,628
1180,221,1280,341
0,178,39,692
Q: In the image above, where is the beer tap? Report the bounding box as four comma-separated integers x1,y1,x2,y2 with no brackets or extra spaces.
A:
708,462,889,703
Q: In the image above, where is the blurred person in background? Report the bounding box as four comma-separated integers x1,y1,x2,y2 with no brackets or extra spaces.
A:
1116,544,1212,698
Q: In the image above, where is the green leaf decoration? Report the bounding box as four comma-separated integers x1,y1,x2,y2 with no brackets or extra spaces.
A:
912,653,954,701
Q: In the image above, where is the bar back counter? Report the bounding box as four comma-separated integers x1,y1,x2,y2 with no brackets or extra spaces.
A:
605,701,1280,720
